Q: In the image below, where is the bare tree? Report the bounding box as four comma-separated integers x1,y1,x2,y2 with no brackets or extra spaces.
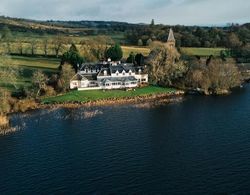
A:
17,40,23,55
147,42,187,86
186,58,242,94
207,59,241,93
80,36,114,61
31,70,48,97
186,66,211,94
227,33,242,49
1,26,12,54
30,39,38,56
43,39,49,56
59,63,75,92
0,55,20,89
52,35,68,58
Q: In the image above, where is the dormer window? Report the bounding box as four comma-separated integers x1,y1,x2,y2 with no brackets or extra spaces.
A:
122,70,126,76
129,70,132,76
139,69,142,74
116,70,119,76
104,70,107,76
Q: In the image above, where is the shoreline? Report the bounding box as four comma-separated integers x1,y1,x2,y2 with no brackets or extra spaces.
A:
39,90,185,110
0,90,184,134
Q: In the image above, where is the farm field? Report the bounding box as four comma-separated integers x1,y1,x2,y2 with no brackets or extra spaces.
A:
4,55,60,69
181,47,226,56
121,46,150,58
0,55,60,91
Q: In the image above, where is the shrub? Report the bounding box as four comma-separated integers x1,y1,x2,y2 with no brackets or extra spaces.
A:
45,86,56,97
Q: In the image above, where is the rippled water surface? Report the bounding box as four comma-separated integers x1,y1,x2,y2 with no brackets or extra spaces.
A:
1,85,250,194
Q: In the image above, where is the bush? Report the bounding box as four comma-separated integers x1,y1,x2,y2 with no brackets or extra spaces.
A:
12,99,37,113
45,86,56,97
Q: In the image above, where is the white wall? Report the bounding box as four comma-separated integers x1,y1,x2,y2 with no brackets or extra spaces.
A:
70,80,80,89
134,74,148,83
111,71,135,77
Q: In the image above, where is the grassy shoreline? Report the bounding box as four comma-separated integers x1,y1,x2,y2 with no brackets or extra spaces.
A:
42,86,180,104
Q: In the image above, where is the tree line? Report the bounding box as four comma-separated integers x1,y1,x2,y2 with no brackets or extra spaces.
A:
1,22,250,61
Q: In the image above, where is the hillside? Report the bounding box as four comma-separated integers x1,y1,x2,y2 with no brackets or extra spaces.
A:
0,16,139,36
1,16,250,48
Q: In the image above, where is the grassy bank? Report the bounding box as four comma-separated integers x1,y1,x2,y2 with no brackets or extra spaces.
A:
42,86,177,104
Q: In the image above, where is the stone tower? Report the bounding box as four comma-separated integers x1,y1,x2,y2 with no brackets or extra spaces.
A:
167,28,176,49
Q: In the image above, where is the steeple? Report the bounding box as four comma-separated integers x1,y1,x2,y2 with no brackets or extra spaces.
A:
167,28,176,48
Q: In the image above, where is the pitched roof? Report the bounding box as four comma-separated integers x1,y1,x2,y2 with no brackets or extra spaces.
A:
168,28,175,42
80,63,102,71
98,68,111,76
101,76,137,84
110,65,135,74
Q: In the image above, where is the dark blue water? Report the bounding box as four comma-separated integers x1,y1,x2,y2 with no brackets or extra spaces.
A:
1,85,250,194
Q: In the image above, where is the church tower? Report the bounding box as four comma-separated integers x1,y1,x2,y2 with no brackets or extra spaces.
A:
167,28,176,49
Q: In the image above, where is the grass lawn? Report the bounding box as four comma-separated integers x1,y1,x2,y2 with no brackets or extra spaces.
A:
181,47,226,56
42,86,176,104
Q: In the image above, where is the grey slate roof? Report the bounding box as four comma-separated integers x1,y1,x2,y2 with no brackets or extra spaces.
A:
168,28,175,42
101,76,137,84
110,65,135,74
80,63,102,72
98,68,111,76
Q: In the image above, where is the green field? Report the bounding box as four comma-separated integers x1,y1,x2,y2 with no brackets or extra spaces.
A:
42,86,176,104
121,46,150,58
122,46,226,58
7,55,60,69
181,47,226,56
0,55,60,91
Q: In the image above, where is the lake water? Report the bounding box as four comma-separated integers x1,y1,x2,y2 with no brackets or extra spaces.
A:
1,85,250,194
